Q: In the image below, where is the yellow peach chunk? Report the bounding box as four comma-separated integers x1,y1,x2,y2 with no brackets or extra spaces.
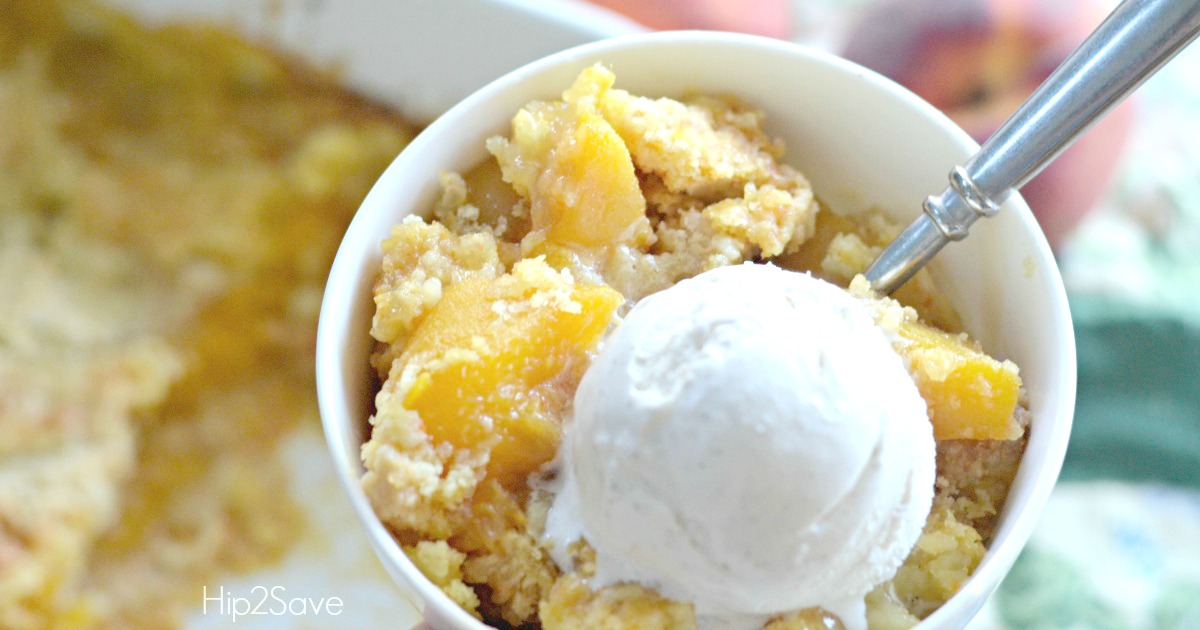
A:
489,65,647,249
399,260,623,487
895,320,1022,441
535,109,646,247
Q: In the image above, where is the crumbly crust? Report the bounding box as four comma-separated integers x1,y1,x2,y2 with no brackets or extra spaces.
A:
364,65,1028,629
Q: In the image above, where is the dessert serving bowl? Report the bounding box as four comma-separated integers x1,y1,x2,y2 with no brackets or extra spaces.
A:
316,31,1077,630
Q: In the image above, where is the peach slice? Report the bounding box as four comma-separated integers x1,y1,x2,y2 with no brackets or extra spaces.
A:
490,66,647,250
398,260,623,487
895,319,1022,441
534,108,646,247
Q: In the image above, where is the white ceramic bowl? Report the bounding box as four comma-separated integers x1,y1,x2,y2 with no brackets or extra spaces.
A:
316,31,1076,630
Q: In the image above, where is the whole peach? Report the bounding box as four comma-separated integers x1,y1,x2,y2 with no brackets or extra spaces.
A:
842,0,1134,248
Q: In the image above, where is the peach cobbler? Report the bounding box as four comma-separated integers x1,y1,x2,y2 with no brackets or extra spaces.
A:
363,66,1028,629
0,1,412,626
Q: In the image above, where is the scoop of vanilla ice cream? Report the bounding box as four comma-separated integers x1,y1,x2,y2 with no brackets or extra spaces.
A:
543,263,935,629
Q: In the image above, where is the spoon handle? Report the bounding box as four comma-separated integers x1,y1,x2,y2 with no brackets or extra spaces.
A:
865,0,1200,295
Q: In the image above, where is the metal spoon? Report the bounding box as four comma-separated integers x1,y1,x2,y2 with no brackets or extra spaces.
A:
864,0,1200,295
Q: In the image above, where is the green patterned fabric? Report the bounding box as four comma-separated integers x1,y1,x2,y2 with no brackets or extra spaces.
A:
1064,313,1200,489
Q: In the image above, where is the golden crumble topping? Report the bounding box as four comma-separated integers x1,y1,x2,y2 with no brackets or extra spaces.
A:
601,89,799,202
363,64,1029,629
405,541,482,617
890,509,987,619
541,573,696,630
933,402,1032,541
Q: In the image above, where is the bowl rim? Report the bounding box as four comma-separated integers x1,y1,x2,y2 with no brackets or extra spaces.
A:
316,29,1076,630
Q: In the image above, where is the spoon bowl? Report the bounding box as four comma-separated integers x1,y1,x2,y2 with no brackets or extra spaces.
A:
316,31,1076,629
